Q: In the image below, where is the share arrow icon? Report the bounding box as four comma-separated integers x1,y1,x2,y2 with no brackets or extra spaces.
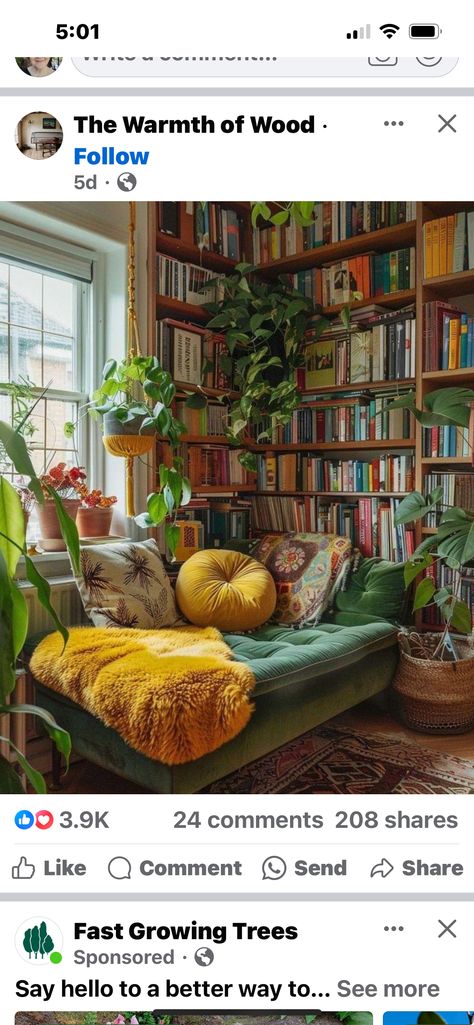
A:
370,858,394,879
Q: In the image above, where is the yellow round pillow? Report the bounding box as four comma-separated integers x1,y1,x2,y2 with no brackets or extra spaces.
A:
176,549,277,631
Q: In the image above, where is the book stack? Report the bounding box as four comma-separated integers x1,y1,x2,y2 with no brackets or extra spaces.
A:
314,247,415,307
255,393,413,445
194,203,243,260
179,497,251,546
251,494,415,562
157,318,204,383
317,496,416,561
181,444,249,488
423,417,473,458
157,255,219,305
299,306,416,388
423,472,474,526
256,453,414,493
423,211,474,278
252,202,416,264
424,301,474,371
175,399,229,436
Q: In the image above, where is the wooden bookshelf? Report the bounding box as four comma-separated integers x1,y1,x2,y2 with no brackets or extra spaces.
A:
147,201,474,598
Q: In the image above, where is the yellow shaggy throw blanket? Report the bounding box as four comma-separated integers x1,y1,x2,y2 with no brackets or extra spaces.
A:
30,626,256,765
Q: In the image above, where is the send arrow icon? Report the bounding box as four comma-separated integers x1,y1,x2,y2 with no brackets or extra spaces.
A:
370,858,394,879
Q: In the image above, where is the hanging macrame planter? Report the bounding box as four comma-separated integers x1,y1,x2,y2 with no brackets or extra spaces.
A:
102,203,154,517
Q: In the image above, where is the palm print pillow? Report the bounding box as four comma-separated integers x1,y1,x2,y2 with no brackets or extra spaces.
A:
75,539,181,629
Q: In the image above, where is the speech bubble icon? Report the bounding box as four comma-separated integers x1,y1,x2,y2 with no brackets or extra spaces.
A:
108,856,132,880
262,855,287,881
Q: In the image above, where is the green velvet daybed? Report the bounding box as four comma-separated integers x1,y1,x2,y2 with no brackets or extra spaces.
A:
28,555,405,793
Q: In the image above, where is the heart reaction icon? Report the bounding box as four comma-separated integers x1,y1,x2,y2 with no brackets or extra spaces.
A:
35,810,54,830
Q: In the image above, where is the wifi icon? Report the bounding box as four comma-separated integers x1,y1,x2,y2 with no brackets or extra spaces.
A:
380,23,400,38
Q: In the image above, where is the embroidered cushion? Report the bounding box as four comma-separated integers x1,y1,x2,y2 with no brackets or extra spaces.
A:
175,548,276,632
75,538,181,629
253,532,353,627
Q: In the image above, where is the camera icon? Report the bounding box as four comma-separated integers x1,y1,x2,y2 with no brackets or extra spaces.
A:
368,57,398,66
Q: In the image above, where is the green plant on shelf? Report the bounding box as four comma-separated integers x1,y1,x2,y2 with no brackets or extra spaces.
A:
390,386,474,657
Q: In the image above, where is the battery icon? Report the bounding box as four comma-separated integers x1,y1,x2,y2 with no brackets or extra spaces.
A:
409,23,440,38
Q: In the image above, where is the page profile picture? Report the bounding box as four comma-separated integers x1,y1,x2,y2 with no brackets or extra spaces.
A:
16,112,63,160
16,58,62,78
15,916,63,965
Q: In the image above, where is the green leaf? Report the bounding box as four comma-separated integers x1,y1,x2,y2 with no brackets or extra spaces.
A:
162,484,175,516
394,490,436,526
413,576,436,610
181,476,192,507
340,306,351,330
185,391,208,410
24,555,69,649
0,477,25,576
387,391,417,412
134,512,155,529
165,523,180,560
436,520,474,568
418,1015,448,1025
4,703,71,762
0,421,42,501
0,753,25,793
146,491,168,525
64,421,76,438
10,582,28,660
448,598,472,633
423,387,474,428
238,450,257,472
43,487,80,575
404,551,433,586
102,358,118,380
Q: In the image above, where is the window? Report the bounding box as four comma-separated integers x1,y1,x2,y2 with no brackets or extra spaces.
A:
0,258,90,537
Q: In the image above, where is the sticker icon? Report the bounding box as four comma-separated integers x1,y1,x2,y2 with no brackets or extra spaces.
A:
35,810,54,830
15,917,63,965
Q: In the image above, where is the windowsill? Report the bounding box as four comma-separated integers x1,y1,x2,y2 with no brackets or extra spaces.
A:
17,551,74,583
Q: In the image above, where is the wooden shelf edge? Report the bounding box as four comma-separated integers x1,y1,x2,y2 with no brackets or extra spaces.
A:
252,439,415,452
322,290,416,316
254,490,410,498
299,378,415,396
257,221,417,276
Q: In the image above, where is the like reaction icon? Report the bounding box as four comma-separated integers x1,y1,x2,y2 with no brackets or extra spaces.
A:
12,857,35,880
15,810,34,830
35,810,54,830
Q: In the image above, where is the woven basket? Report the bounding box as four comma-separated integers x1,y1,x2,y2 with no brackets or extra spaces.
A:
392,631,474,734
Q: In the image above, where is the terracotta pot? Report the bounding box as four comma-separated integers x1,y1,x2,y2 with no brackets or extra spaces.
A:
76,505,113,539
37,497,81,551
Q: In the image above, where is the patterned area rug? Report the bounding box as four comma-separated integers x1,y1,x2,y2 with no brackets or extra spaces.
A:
203,724,474,794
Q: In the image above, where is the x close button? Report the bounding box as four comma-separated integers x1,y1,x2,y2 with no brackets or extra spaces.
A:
438,113,457,132
438,919,457,938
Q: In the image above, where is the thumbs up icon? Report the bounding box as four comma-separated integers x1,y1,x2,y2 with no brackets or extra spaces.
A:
12,857,35,880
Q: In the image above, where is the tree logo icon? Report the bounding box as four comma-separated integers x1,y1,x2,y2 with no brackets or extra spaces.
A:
15,917,63,965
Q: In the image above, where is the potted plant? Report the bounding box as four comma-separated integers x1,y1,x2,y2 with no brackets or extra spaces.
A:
388,386,474,733
35,463,86,552
0,421,77,792
75,486,117,539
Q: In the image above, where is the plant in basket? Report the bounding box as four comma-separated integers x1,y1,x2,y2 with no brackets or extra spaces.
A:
388,385,474,733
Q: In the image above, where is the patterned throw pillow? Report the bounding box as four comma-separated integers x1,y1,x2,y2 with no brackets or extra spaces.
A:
75,539,181,629
253,532,353,628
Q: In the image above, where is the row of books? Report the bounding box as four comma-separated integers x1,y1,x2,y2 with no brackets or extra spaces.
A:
313,247,416,307
299,306,417,388
423,473,474,527
422,562,474,628
252,202,416,265
424,300,474,371
179,497,251,548
174,399,229,437
255,453,414,494
157,255,220,305
422,424,471,459
194,203,243,260
423,211,474,279
180,444,249,488
251,494,415,562
255,395,413,445
156,319,236,391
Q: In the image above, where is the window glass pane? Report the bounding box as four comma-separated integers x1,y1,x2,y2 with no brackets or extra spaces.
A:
10,266,42,329
43,276,74,336
45,399,77,453
10,326,43,384
0,264,8,321
0,323,8,380
27,396,46,458
43,332,74,390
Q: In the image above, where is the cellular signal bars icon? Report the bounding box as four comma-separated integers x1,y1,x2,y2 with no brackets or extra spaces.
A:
347,24,371,39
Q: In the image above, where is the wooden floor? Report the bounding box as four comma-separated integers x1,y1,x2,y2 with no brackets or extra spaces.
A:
39,704,474,795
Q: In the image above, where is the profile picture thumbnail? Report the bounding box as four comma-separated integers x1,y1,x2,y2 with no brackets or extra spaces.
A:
16,112,63,160
16,58,62,77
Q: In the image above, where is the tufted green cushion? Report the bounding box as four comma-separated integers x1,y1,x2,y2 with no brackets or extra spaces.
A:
332,556,406,624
